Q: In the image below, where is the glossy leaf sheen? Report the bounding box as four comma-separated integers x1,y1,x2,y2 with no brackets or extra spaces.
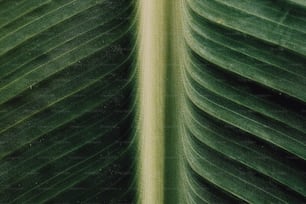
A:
181,0,306,203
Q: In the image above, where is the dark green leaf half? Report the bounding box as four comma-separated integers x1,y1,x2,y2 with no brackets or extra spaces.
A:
0,0,137,203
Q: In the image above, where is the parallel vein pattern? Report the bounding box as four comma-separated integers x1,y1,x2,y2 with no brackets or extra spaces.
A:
181,0,306,203
0,0,137,203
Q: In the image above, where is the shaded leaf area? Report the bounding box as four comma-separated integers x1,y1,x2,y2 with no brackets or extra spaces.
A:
0,0,137,203
181,0,306,203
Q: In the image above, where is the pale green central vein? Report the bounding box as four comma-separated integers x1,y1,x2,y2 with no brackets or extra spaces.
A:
137,0,167,203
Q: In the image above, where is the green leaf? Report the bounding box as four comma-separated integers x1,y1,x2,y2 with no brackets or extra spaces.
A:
0,0,137,203
181,0,306,203
2,0,306,203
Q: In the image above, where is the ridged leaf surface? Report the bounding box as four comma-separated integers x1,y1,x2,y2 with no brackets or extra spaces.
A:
181,0,306,203
0,0,137,203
